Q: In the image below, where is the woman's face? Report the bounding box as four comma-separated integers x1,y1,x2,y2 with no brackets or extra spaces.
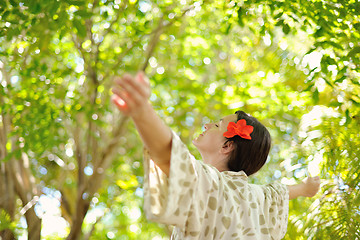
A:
192,114,237,157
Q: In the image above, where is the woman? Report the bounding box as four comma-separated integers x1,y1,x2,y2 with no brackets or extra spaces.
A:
112,72,320,239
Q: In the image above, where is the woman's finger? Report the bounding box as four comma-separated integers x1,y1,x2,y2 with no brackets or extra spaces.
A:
136,71,150,85
112,87,135,111
112,94,128,111
114,73,150,100
136,71,151,98
115,77,147,105
111,72,151,118
123,72,150,99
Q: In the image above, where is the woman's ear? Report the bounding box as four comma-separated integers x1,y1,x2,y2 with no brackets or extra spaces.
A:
221,141,234,155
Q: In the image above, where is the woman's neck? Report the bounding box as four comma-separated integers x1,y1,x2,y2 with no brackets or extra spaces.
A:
201,152,230,172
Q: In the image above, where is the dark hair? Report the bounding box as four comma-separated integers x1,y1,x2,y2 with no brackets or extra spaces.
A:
225,111,271,176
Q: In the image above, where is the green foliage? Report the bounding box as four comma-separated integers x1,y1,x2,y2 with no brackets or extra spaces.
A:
0,210,16,232
307,116,360,239
0,0,359,239
231,0,360,116
284,110,360,239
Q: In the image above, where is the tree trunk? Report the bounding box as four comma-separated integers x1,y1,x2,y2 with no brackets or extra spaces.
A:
24,207,42,240
9,152,42,240
0,121,16,240
0,230,16,240
0,164,16,239
66,198,90,240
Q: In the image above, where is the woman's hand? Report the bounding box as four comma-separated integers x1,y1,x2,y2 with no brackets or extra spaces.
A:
112,72,151,119
111,71,172,175
302,176,321,197
288,176,321,200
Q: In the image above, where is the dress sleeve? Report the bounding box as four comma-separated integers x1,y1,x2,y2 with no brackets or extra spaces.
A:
143,130,198,228
261,182,289,239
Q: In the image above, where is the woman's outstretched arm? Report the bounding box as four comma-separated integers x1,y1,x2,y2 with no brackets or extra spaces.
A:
288,176,321,200
112,72,172,176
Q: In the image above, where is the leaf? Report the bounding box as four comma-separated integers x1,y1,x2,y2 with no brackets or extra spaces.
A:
2,10,10,21
28,1,42,14
237,7,244,27
9,0,17,7
327,41,344,50
308,66,318,75
324,55,336,65
0,1,7,8
348,46,360,58
76,9,93,19
345,109,352,125
329,101,341,107
225,23,232,35
304,83,314,91
305,47,317,55
350,98,360,106
0,210,16,231
275,19,284,27
316,40,344,50
260,25,265,35
312,89,319,104
334,75,346,84
324,78,333,87
350,78,360,86
65,0,86,6
49,0,60,15
6,27,21,41
273,11,283,19
314,27,324,38
73,18,87,38
354,23,360,31
282,23,290,34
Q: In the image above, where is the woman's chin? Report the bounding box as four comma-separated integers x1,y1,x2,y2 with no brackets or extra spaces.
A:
192,134,202,144
192,138,200,147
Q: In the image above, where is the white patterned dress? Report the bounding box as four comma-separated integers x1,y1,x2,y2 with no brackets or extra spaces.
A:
143,131,289,239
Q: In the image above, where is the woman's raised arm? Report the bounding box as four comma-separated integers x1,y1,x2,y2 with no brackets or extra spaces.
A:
112,72,172,176
288,176,321,200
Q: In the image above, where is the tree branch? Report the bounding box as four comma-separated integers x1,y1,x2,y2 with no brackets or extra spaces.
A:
0,61,17,239
140,18,164,71
0,154,16,239
87,116,129,196
65,3,197,239
140,4,194,70
103,3,195,81
82,209,108,240
73,119,87,194
8,150,41,240
0,63,11,155
0,94,6,160
87,3,197,195
60,189,73,224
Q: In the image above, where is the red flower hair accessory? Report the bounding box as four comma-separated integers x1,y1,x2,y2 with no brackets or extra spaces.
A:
223,119,254,140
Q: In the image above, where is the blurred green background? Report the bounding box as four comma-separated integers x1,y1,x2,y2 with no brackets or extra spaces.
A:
0,0,359,239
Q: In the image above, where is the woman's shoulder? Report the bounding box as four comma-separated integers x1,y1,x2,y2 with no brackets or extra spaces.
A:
196,164,250,190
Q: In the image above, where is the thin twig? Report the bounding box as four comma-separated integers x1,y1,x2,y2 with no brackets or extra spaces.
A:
73,119,87,196
83,209,108,240
141,4,195,70
87,116,128,196
141,17,164,71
